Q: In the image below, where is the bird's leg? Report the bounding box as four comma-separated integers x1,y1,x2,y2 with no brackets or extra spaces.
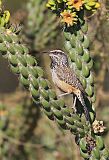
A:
72,96,77,113
58,92,70,97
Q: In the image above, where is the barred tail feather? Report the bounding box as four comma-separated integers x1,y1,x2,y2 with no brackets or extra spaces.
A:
76,90,90,121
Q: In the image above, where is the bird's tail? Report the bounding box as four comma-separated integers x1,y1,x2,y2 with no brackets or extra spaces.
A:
75,90,90,121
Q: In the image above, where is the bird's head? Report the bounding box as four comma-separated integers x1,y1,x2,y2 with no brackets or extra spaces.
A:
48,50,68,68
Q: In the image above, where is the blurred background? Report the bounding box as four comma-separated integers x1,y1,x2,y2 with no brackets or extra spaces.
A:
0,0,109,160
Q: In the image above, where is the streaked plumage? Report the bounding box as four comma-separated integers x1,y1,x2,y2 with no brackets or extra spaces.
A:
56,66,85,93
49,49,90,121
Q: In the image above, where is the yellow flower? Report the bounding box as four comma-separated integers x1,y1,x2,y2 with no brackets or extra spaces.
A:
61,10,77,26
67,0,83,11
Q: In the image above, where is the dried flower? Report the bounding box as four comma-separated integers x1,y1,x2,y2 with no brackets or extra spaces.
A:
61,10,78,26
86,135,96,153
92,120,106,134
67,0,83,11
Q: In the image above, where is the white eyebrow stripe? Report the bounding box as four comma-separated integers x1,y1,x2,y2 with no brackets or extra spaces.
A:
49,54,59,58
50,50,64,54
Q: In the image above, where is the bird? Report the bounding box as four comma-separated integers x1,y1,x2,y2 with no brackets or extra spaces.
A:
48,49,90,121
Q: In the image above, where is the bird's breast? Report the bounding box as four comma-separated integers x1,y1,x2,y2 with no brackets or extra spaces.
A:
51,69,77,94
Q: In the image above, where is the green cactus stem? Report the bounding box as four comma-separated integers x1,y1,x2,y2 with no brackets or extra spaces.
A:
25,0,59,51
0,0,109,158
0,27,90,133
0,26,108,159
46,0,109,159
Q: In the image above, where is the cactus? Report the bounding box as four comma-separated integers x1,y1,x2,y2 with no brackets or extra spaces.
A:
0,26,108,159
25,0,59,52
64,20,96,123
0,98,40,159
46,0,109,159
0,103,9,159
0,27,90,133
0,0,109,159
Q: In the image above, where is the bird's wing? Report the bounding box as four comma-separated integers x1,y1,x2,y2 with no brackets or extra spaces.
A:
56,66,85,93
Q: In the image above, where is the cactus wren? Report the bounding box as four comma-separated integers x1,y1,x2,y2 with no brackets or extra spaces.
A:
48,49,90,121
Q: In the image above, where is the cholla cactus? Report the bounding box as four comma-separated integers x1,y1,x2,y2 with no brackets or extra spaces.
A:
0,98,40,159
0,0,109,159
25,0,59,51
0,103,9,158
46,0,109,159
64,21,96,122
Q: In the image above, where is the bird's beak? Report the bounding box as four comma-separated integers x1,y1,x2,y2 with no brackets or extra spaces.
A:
41,51,57,58
42,51,49,54
42,51,52,57
42,51,52,56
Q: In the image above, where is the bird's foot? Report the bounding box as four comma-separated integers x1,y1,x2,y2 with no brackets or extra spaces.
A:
72,96,77,113
58,92,70,97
